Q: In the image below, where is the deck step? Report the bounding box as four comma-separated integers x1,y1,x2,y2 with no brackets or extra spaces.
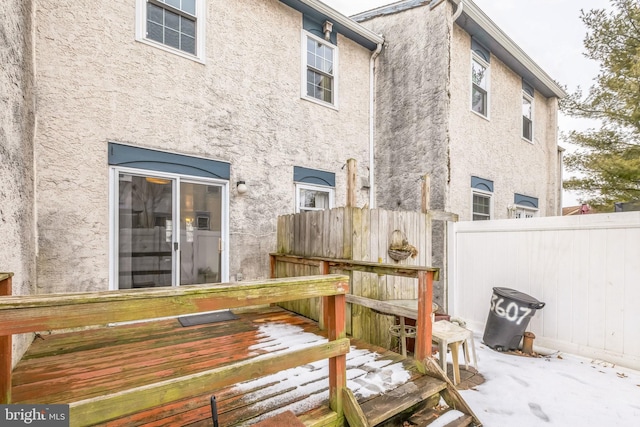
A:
408,407,474,427
360,374,448,426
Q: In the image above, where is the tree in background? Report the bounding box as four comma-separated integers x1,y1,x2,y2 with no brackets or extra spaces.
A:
561,0,640,209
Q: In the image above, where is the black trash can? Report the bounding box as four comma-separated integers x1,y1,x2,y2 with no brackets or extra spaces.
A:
483,287,545,351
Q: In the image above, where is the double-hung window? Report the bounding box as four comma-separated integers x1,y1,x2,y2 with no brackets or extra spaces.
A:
471,176,493,221
136,0,206,62
303,32,337,106
522,81,534,142
471,40,490,117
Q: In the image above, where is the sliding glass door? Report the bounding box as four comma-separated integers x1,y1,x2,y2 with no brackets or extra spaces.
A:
112,169,227,289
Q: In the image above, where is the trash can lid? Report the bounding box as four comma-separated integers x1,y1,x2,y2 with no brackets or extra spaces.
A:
493,287,544,306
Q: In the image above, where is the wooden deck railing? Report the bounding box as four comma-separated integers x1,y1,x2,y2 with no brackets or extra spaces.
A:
0,274,350,426
270,254,438,362
0,272,13,404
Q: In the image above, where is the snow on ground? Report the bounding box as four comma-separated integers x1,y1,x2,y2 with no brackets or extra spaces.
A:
234,323,640,426
458,331,640,426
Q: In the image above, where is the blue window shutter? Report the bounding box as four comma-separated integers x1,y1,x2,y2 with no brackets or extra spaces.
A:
294,166,335,187
514,193,538,208
471,176,493,192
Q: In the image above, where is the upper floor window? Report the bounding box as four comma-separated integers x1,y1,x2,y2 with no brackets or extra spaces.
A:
471,176,494,221
303,32,337,107
471,40,490,118
136,0,206,62
522,81,534,142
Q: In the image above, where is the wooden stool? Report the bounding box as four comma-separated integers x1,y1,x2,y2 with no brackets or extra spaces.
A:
432,320,477,385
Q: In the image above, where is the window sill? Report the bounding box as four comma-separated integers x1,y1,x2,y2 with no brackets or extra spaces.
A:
301,95,339,111
135,38,206,65
470,109,490,121
521,137,534,144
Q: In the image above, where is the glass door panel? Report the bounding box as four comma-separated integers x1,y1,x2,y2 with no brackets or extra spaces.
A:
180,182,222,284
118,174,174,289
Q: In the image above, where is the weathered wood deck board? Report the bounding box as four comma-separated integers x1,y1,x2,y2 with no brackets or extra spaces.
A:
10,306,432,426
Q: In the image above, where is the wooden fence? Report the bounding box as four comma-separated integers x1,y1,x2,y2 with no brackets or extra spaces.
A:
0,274,350,426
274,207,437,350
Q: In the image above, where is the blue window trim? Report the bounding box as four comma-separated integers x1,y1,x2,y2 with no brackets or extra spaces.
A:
471,38,490,63
108,142,230,180
514,193,538,208
522,80,534,97
294,166,335,187
303,14,337,45
471,176,493,193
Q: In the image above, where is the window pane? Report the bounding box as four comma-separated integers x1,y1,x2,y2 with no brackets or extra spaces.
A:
472,86,486,115
523,117,532,140
522,97,532,119
165,10,180,30
182,0,196,15
181,16,196,37
164,0,181,10
165,28,179,49
472,59,486,89
147,3,164,24
181,34,195,54
147,21,163,43
473,193,490,220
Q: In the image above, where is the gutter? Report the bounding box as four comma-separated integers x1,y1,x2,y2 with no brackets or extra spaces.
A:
295,0,384,46
448,0,567,98
369,42,384,208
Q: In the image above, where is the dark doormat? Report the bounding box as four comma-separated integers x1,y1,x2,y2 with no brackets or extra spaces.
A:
178,311,239,327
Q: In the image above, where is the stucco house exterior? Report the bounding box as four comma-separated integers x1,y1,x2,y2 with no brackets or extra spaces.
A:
353,0,566,306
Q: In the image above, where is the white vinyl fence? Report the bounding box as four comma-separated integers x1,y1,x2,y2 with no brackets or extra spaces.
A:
448,212,640,370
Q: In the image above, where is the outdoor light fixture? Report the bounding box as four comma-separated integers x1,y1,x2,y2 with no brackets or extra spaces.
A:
236,181,247,195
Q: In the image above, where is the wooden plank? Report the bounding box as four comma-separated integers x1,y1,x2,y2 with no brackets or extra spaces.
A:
415,270,433,361
0,275,349,335
342,388,368,427
252,410,305,427
346,295,418,319
420,358,482,426
69,338,351,426
346,159,357,208
326,294,346,416
1,273,13,404
359,374,447,426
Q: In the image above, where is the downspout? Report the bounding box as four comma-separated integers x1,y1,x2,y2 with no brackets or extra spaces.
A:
369,41,383,208
451,0,464,21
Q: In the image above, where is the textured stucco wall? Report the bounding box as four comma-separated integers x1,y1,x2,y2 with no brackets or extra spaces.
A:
357,2,453,308
33,0,374,292
448,24,561,221
0,0,36,365
363,3,452,212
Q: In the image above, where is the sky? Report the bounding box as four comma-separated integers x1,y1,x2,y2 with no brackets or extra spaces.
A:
322,0,613,206
232,322,640,426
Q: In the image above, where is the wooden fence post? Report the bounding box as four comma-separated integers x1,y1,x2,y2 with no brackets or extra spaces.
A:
326,293,347,418
320,261,330,331
1,272,14,404
421,174,431,213
346,159,357,208
415,270,433,362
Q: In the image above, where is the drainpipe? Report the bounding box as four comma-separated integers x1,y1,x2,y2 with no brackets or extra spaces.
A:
369,41,383,208
451,0,464,21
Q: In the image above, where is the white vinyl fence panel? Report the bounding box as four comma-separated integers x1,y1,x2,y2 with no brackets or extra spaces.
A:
448,212,640,370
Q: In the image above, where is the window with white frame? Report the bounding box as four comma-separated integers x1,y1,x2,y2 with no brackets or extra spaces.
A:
471,176,493,221
513,193,539,219
522,81,534,142
303,32,337,105
471,41,490,117
135,0,206,61
296,183,334,212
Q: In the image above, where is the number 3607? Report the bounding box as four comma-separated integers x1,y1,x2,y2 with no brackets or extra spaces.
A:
490,294,532,325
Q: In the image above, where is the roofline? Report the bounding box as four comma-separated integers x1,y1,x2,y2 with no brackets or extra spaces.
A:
279,0,384,50
451,0,567,98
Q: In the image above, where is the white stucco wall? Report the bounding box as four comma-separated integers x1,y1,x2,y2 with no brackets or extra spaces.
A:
0,0,36,365
448,24,560,221
33,0,374,293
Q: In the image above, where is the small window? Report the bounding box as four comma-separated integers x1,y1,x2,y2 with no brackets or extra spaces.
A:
296,183,334,213
522,83,534,141
136,0,205,62
472,191,492,220
471,54,489,117
513,193,538,219
514,207,538,219
302,32,337,106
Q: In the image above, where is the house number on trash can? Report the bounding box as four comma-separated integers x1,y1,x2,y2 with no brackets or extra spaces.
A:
490,295,532,325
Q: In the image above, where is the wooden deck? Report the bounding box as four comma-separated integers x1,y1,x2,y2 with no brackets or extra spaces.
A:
11,306,428,426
